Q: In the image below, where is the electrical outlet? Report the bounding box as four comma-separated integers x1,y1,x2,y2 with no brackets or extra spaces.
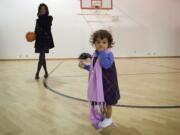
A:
19,55,22,58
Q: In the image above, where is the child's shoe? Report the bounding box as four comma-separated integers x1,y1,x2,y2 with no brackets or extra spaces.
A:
98,118,113,128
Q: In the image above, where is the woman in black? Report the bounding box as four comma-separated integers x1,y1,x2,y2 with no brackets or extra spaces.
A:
34,3,54,80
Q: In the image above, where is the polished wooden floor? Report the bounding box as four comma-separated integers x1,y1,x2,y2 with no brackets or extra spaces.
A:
0,58,180,135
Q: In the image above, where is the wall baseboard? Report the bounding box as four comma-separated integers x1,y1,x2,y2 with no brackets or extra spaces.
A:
0,56,180,61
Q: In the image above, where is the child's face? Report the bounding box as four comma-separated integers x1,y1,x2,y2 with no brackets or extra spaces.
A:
95,38,109,51
39,6,47,15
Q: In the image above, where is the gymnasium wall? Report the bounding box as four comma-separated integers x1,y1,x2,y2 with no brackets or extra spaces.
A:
0,0,179,59
114,0,180,57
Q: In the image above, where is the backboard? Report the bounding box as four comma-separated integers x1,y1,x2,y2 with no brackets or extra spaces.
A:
80,0,113,10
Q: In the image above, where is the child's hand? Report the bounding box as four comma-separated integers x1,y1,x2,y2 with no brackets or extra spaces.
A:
98,48,105,52
79,61,85,69
97,47,105,52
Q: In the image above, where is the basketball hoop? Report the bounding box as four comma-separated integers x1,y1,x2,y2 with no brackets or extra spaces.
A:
78,0,114,31
78,0,113,16
94,5,100,9
92,0,101,9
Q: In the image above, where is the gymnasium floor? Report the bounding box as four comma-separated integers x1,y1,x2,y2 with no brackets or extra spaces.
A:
0,58,180,135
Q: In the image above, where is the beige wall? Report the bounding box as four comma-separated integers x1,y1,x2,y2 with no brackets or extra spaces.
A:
0,0,179,59
113,0,180,57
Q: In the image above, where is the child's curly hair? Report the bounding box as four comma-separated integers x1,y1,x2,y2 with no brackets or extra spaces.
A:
90,29,114,48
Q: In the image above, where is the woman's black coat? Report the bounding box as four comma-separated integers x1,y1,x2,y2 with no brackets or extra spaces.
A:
34,15,54,53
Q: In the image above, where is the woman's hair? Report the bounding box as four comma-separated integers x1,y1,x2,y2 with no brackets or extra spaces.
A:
37,3,49,17
90,29,114,48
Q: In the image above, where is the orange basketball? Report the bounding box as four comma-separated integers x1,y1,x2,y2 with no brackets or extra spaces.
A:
26,32,36,42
